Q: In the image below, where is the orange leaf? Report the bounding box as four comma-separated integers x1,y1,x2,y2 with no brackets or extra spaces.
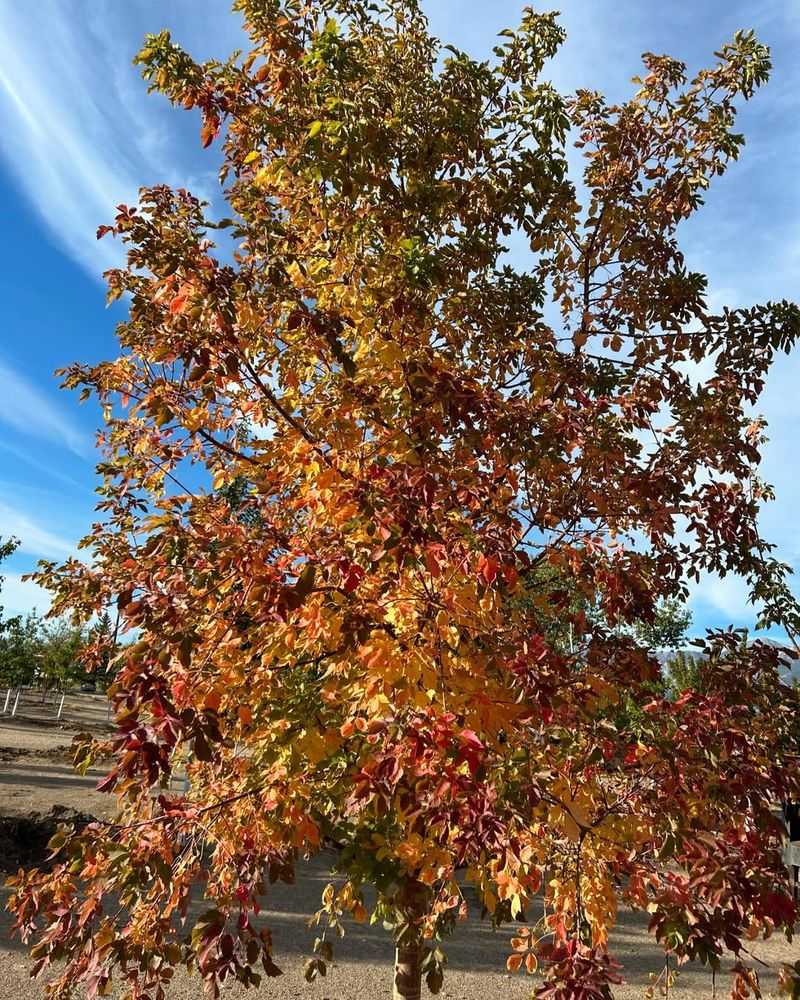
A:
205,690,222,713
502,563,519,588
425,548,441,578
506,953,524,973
170,294,188,316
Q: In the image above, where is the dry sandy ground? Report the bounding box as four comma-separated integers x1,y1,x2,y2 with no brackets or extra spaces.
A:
1,711,797,999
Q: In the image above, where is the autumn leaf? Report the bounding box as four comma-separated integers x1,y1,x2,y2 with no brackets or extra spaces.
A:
507,953,524,973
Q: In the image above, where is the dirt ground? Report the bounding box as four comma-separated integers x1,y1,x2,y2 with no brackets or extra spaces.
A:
0,708,797,999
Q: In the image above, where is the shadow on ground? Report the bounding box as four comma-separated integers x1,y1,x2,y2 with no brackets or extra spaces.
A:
1,717,796,997
3,849,796,998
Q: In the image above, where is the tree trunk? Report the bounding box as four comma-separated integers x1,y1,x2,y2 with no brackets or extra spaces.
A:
393,940,423,1000
392,880,429,1000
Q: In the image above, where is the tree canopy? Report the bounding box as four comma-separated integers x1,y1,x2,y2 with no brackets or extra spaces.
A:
0,543,95,691
0,534,19,623
0,536,32,689
9,3,800,998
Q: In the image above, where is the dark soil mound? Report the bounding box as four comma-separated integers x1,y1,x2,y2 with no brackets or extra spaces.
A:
0,805,94,872
0,745,72,763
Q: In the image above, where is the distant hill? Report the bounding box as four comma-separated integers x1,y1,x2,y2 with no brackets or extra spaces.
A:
655,638,800,682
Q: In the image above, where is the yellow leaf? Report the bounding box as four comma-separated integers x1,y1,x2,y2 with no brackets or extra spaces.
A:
254,165,272,187
561,809,581,843
378,340,404,365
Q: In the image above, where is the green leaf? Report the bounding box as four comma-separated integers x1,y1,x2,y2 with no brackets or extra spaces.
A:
426,965,444,994
294,564,317,601
47,829,67,854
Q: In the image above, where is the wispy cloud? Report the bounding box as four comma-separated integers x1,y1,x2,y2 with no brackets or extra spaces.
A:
0,572,51,617
688,572,753,625
0,440,85,490
0,0,230,280
0,2,138,276
0,499,74,561
0,359,91,458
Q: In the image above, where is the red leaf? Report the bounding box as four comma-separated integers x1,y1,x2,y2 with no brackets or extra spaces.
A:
477,554,499,585
425,547,442,578
170,294,188,316
342,563,364,592
200,116,219,149
96,771,118,793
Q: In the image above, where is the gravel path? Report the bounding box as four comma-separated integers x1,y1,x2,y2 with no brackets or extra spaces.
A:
1,716,796,998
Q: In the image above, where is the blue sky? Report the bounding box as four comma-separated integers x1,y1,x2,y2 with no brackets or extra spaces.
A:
0,1,798,637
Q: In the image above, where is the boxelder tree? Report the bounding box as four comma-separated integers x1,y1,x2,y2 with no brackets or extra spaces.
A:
9,2,800,997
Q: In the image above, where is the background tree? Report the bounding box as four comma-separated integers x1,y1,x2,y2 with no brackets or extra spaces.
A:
630,598,691,654
0,536,35,689
83,610,121,690
0,538,38,687
518,566,691,658
0,612,41,690
0,534,20,626
9,3,800,999
36,620,86,692
665,649,705,698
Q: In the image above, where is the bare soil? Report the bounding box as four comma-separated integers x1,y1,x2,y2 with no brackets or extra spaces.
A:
0,711,796,998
